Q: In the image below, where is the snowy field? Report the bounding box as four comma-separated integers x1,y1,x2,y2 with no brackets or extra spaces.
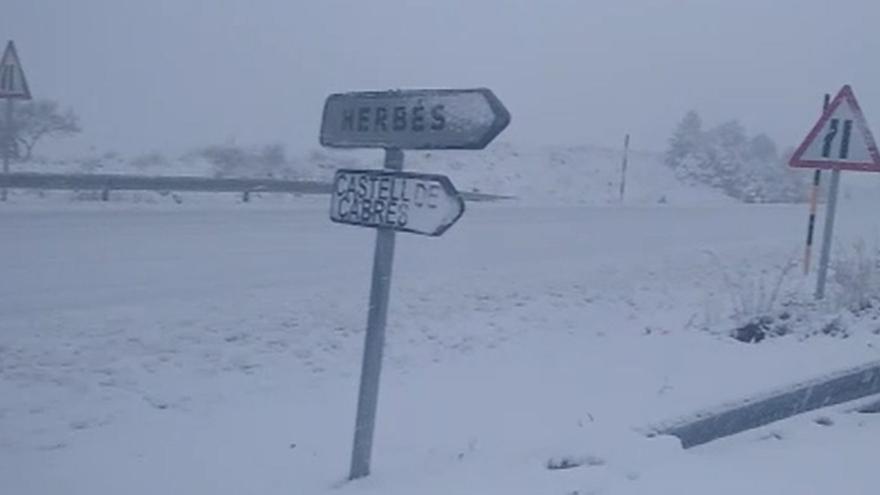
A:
2,197,880,494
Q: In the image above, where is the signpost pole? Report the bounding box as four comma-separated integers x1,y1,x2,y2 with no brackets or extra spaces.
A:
2,98,12,202
815,166,841,300
349,148,403,480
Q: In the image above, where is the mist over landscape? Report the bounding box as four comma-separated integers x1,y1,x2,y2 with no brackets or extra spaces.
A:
4,2,880,495
4,0,879,156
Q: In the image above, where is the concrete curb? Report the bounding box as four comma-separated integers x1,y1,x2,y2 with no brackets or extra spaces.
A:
647,360,880,448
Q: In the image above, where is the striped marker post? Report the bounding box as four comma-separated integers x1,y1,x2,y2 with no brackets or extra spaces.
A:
802,94,830,275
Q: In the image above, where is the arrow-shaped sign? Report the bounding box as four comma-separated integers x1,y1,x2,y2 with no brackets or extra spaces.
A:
320,88,510,150
330,168,465,236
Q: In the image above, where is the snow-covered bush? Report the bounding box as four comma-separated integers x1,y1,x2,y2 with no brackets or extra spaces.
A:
129,151,169,171
199,142,298,179
706,253,800,342
726,260,798,326
665,111,805,203
708,244,880,343
831,241,880,312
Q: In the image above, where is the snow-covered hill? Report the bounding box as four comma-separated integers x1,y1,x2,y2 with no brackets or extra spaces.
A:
400,142,730,205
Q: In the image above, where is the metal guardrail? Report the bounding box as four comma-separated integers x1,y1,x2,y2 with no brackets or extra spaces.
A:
0,172,510,202
647,360,880,448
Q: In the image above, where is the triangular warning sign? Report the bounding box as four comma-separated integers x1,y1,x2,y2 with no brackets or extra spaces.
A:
0,41,31,100
789,85,880,172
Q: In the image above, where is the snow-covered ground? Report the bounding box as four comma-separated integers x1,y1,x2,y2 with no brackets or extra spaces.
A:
2,196,880,494
626,400,880,495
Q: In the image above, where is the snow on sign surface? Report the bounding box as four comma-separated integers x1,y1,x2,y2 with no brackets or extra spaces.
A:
0,41,31,100
320,88,511,150
789,85,880,171
330,169,465,236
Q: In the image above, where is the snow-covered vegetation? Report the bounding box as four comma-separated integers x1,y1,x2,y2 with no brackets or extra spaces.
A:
665,111,806,203
706,240,880,344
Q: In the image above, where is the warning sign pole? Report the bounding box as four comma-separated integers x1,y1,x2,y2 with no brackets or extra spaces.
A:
802,94,830,274
2,98,12,202
815,165,841,300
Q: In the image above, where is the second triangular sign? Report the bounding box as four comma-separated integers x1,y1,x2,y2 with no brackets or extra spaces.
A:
790,85,880,172
0,41,31,100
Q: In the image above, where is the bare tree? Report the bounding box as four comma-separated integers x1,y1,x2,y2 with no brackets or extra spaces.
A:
12,99,81,162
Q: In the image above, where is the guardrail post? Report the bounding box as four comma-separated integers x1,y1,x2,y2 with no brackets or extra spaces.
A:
242,190,250,203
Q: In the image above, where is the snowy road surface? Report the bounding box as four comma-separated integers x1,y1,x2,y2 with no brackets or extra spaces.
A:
2,200,880,494
0,202,818,316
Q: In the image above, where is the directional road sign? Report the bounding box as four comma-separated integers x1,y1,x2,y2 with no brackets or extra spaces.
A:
330,168,464,236
321,85,510,481
320,88,510,150
789,85,880,172
0,41,31,100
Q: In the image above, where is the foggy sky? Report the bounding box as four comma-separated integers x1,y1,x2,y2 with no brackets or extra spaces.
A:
3,0,879,156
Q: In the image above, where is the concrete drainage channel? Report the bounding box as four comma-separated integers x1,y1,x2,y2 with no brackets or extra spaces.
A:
646,360,880,448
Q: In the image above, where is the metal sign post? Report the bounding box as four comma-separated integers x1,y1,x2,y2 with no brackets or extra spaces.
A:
349,148,401,480
319,87,509,480
789,85,880,299
815,167,841,299
0,40,33,201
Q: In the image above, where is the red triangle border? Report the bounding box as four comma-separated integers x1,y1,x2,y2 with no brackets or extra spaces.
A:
0,40,32,100
789,85,880,172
